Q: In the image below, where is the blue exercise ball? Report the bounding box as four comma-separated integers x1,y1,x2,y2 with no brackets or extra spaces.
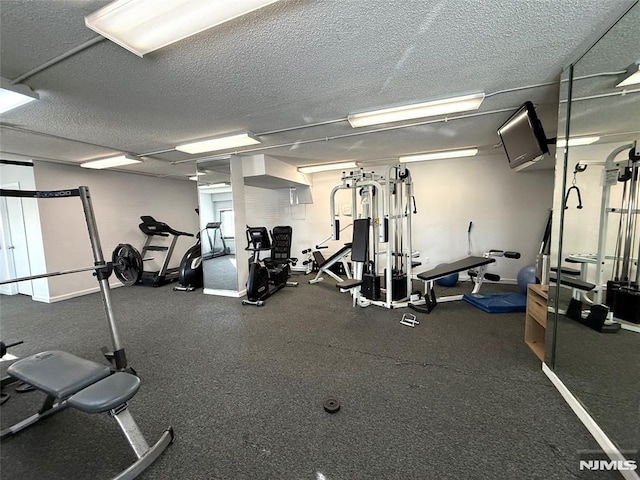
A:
435,264,458,287
517,264,537,293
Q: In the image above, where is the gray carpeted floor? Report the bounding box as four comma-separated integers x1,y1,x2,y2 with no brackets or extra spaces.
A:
0,276,622,479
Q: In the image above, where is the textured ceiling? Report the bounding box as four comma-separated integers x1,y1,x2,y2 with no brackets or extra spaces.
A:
0,0,637,180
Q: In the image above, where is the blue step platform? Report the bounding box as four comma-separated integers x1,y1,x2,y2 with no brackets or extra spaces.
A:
463,292,527,313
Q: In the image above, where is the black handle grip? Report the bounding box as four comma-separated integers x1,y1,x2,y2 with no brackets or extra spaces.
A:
504,251,521,259
316,245,329,250
0,340,23,357
302,249,311,254
484,273,501,282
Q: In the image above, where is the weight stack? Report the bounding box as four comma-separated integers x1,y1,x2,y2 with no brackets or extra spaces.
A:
607,281,640,324
384,269,407,301
362,273,381,300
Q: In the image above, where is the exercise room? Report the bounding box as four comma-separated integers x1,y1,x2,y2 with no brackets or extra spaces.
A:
1,1,638,479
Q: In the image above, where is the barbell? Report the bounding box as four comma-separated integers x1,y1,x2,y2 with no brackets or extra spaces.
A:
0,243,147,287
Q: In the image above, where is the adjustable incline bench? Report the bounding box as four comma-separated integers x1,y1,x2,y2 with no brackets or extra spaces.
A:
1,350,173,480
408,256,496,313
308,243,353,284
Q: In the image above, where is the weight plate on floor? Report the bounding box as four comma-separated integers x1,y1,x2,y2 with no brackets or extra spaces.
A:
323,397,340,414
112,243,143,286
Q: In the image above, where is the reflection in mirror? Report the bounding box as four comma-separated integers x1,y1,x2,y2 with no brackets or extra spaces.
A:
546,64,573,369
550,2,639,465
197,158,238,292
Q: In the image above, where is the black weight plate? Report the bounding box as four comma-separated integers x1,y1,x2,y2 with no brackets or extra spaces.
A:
112,243,143,286
323,397,340,414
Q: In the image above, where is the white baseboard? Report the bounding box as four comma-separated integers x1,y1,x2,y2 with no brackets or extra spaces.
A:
542,362,639,480
203,288,244,298
33,282,124,303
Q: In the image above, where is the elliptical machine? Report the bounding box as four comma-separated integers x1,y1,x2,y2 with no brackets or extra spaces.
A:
242,226,298,306
173,237,203,291
174,209,204,292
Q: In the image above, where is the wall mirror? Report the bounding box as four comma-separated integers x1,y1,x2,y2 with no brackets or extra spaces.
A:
549,1,639,462
197,158,239,293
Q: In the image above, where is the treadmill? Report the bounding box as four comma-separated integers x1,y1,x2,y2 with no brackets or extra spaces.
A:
137,215,193,287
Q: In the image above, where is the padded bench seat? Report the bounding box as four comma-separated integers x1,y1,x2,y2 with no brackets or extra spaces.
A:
2,350,174,479
336,279,364,289
7,350,111,399
417,256,495,281
551,266,581,276
550,272,595,291
69,373,140,413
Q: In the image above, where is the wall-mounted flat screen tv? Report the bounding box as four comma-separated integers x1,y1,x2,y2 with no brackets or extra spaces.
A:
497,101,549,171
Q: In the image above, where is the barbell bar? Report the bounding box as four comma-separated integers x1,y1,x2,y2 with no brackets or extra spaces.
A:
0,243,149,287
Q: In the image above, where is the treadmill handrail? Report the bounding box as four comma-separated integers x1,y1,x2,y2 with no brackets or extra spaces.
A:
139,216,193,237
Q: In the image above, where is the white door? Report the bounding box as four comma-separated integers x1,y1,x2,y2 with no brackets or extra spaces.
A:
0,183,32,296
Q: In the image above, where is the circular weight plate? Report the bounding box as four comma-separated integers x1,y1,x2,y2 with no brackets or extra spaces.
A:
112,243,143,286
323,397,340,414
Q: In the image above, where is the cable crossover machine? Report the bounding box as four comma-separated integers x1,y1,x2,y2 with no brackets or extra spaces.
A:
324,165,520,312
0,185,173,479
327,164,418,309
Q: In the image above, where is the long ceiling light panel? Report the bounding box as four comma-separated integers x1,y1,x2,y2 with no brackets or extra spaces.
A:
80,154,142,169
176,132,261,154
556,136,600,148
616,62,640,87
347,93,485,128
298,161,358,174
0,77,39,114
85,0,280,57
399,148,478,163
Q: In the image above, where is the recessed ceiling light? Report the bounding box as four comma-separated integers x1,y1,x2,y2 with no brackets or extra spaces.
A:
176,132,260,154
80,154,142,169
347,93,485,128
85,0,280,57
298,161,358,173
399,148,478,163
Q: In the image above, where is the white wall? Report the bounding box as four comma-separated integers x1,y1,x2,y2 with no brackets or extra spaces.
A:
551,141,636,285
244,154,555,282
0,162,48,299
32,162,198,302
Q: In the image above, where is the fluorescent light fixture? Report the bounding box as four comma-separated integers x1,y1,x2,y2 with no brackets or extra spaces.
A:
298,161,358,174
0,77,39,114
556,136,600,148
616,62,640,87
399,148,478,163
198,182,229,188
176,132,261,154
80,154,142,169
85,0,280,57
347,93,485,128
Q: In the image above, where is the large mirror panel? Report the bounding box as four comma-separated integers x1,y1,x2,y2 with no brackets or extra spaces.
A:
197,158,239,292
551,2,639,462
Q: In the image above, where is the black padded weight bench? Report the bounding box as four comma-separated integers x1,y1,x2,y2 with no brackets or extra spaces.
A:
409,256,496,313
309,243,353,284
1,350,173,479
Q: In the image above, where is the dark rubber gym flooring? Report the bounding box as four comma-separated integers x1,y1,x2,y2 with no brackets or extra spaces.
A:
0,276,621,479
